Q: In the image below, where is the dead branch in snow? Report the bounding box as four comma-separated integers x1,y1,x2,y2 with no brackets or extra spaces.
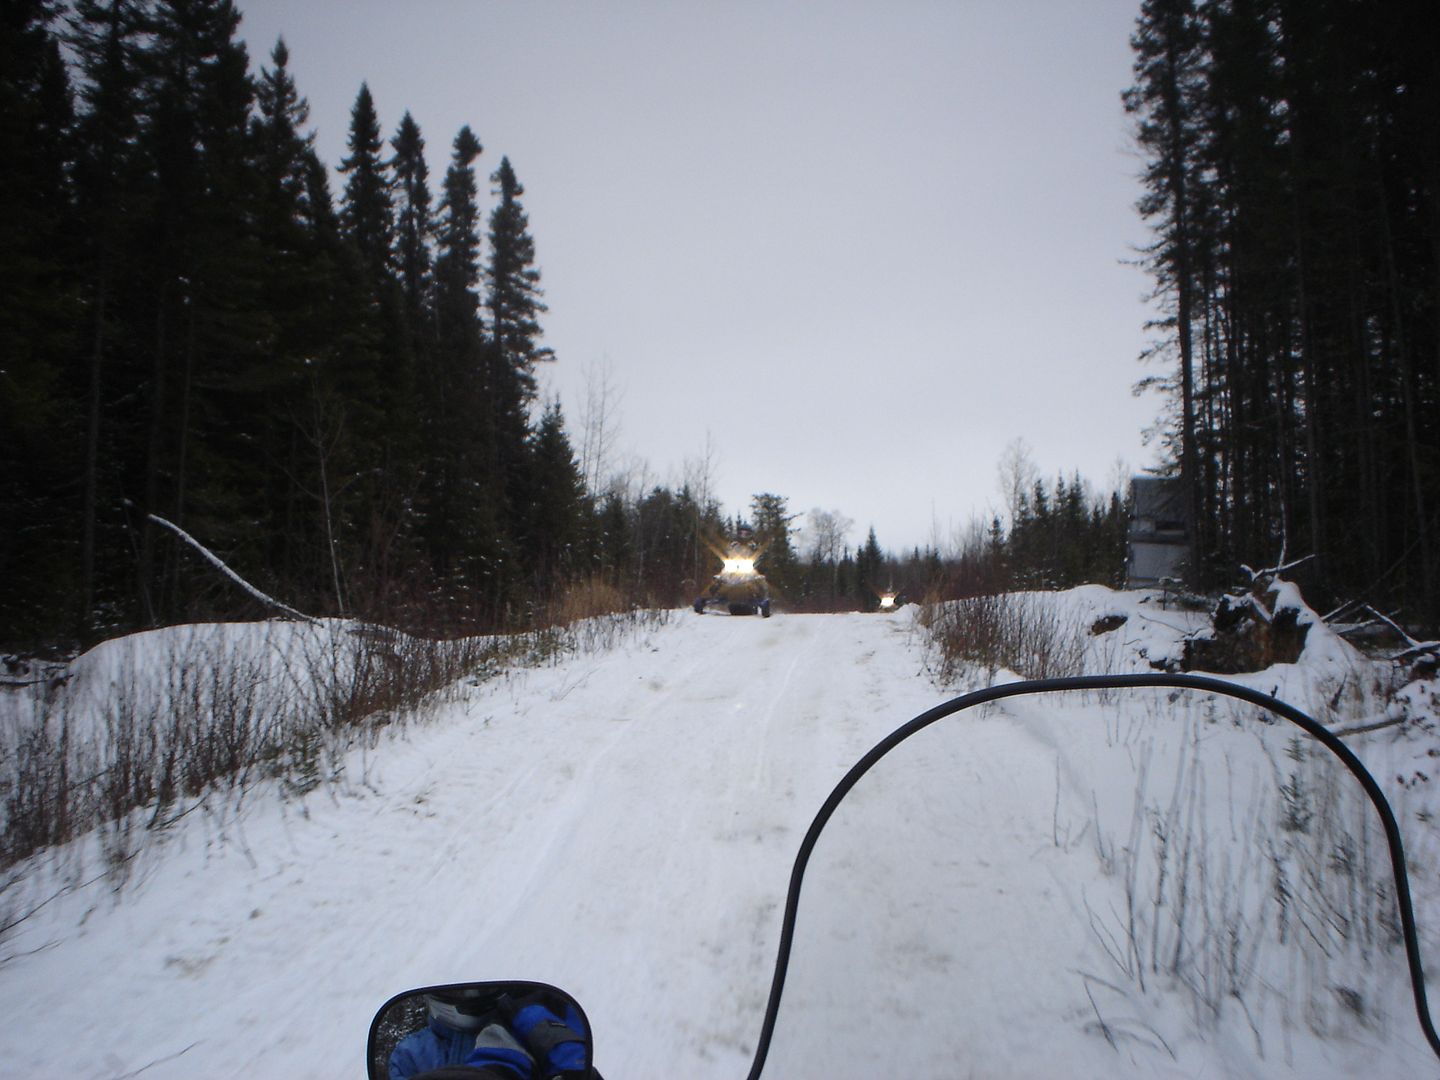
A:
1328,714,1410,739
1239,554,1315,585
139,508,317,623
1323,600,1438,669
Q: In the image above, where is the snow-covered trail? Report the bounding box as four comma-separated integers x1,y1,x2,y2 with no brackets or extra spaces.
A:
2,608,1435,1079
0,612,944,1079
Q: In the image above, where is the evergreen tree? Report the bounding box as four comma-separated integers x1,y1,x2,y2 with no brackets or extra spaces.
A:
390,111,433,336
332,83,418,610
248,37,310,583
1128,0,1438,617
486,156,554,402
836,548,855,603
338,82,393,279
427,124,509,615
750,492,798,597
526,401,586,590
595,488,631,585
128,0,263,622
856,527,884,611
433,127,484,341
1125,0,1207,585
67,0,148,639
0,1,79,642
249,37,377,612
484,156,551,547
252,39,309,228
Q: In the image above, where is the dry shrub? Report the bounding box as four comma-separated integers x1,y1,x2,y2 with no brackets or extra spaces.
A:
0,598,670,894
921,591,1085,684
0,623,508,879
546,577,631,625
1082,708,1398,1050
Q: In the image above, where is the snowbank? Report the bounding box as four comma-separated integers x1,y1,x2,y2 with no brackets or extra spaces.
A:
0,595,1435,1078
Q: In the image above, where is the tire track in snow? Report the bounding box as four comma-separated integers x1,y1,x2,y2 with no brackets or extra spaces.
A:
0,611,948,1080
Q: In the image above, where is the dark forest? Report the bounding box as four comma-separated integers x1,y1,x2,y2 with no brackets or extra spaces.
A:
1127,0,1437,623
2,0,1434,652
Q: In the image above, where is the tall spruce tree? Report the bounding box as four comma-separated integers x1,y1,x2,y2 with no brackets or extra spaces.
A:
66,0,149,639
486,156,554,401
250,37,355,607
338,82,393,279
391,111,433,337
252,39,309,222
128,0,263,622
525,401,587,592
433,127,484,347
750,493,798,597
1129,0,1437,618
484,156,551,554
856,527,884,611
427,124,510,616
1125,0,1207,585
334,83,419,611
0,1,79,642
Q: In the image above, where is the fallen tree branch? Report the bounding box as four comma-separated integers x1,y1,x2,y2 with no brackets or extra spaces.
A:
137,507,317,623
0,658,72,690
1240,554,1315,585
1352,604,1423,650
1343,604,1438,667
1328,715,1410,739
0,673,71,689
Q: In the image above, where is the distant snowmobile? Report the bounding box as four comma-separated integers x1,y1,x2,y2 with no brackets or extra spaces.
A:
694,532,772,617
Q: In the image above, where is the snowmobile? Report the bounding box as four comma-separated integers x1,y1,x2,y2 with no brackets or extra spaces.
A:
369,674,1440,1079
693,538,772,617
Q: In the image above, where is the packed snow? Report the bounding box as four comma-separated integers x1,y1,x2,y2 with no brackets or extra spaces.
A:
1,588,1437,1078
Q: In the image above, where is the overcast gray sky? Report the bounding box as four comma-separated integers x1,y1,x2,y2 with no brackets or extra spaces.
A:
233,0,1161,555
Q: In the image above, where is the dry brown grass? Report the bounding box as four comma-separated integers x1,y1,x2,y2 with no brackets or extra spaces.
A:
920,591,1085,684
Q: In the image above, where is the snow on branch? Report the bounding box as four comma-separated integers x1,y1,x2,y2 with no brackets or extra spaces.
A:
1353,605,1439,662
1323,599,1438,668
1239,554,1315,585
141,509,317,623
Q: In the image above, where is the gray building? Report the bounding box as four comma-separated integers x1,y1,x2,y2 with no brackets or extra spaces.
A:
1126,477,1190,587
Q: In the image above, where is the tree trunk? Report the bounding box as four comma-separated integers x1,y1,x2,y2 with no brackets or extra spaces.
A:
81,274,108,642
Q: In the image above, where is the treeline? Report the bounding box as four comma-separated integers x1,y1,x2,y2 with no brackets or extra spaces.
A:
1000,475,1128,591
765,511,915,614
0,0,690,647
775,470,1128,613
1127,0,1437,621
934,473,1129,599
0,0,925,649
787,525,909,613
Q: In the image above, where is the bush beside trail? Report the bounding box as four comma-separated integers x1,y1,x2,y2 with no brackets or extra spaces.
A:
0,607,668,887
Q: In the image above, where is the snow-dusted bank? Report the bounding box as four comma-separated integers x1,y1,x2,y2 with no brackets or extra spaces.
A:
0,589,1436,1078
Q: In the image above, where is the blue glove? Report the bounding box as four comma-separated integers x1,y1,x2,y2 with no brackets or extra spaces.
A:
507,998,588,1076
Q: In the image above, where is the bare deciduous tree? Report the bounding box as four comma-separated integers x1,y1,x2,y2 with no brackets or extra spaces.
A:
577,356,624,496
997,437,1038,530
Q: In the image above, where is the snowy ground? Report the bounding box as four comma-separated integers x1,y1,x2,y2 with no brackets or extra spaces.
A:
1,592,1437,1078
